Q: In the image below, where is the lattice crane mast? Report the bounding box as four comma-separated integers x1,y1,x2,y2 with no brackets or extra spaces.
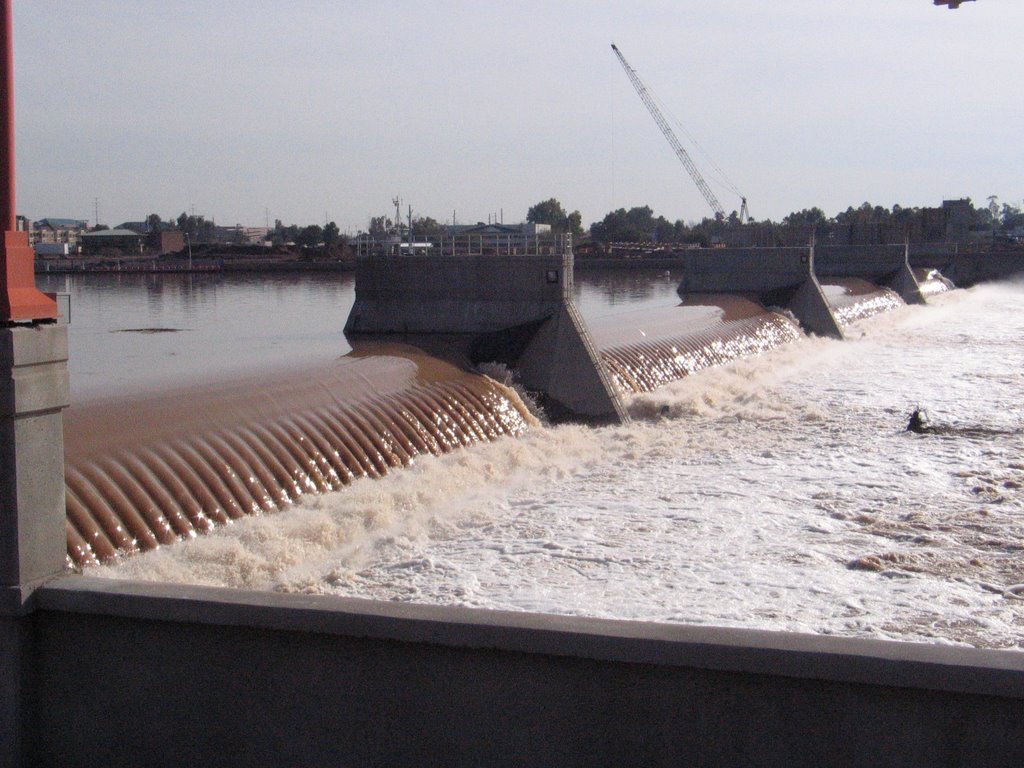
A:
611,43,748,223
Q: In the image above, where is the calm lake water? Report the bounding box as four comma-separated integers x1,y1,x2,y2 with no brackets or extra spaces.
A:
39,268,684,401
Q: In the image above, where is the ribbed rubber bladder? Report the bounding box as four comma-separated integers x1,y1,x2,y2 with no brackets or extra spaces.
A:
819,278,906,326
591,295,802,394
591,284,907,395
63,345,535,568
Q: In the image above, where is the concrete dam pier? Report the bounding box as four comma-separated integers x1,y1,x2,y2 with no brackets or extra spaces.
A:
345,234,627,424
675,243,927,341
813,243,925,306
677,245,845,339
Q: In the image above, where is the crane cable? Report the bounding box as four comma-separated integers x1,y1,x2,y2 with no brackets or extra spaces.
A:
612,43,749,220
655,92,750,221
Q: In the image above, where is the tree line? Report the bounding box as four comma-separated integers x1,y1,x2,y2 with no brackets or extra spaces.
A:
99,212,347,248
111,195,1023,250
581,198,1024,246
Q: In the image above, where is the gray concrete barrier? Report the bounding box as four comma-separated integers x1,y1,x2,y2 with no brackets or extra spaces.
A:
345,252,626,424
677,247,844,339
0,324,69,610
19,576,1024,767
815,244,925,305
910,247,1024,287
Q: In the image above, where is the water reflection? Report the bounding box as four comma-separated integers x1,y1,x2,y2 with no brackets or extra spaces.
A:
573,267,684,317
37,271,355,401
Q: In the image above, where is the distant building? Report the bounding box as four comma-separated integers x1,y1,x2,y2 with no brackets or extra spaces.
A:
940,198,972,242
446,222,551,237
212,225,270,245
116,221,151,235
147,230,185,254
31,218,89,247
80,228,144,256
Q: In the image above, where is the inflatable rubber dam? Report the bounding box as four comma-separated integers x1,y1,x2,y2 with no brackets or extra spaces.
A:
62,238,945,567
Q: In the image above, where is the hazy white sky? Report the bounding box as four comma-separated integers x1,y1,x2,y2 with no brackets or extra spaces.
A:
13,1,1022,232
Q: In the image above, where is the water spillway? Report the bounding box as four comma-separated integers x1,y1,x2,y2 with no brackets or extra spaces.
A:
345,237,627,424
62,345,535,567
819,278,905,326
61,242,942,570
912,267,954,299
591,295,802,393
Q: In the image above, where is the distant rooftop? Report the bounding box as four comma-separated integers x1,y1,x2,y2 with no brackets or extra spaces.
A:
34,218,89,229
80,228,142,238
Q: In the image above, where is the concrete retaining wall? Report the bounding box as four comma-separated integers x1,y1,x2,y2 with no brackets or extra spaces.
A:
910,248,1024,287
344,252,626,423
676,247,844,339
20,577,1024,767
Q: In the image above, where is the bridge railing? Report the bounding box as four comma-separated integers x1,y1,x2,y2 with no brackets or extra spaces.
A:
355,232,572,258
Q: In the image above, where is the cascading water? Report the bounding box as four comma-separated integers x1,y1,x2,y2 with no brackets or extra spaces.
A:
913,268,954,299
63,344,536,567
590,295,802,394
64,273,914,570
820,278,905,326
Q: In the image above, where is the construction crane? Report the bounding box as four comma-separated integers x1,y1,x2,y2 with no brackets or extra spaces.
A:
611,43,749,223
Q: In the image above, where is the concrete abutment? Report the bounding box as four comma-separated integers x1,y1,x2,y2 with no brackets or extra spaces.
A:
0,322,69,768
677,246,845,339
344,252,627,424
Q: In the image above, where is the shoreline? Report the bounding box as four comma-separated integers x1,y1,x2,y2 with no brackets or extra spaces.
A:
35,258,355,274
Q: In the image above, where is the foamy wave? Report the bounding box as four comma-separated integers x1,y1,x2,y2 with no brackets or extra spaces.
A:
100,281,1024,649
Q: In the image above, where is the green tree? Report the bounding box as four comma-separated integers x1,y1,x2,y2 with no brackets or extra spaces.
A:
411,216,444,237
590,206,664,242
175,212,215,242
526,198,582,236
368,216,392,237
566,211,583,239
782,207,828,227
527,198,567,227
295,224,324,247
1001,203,1023,231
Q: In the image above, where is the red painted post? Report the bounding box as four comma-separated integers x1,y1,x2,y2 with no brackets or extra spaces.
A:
0,0,55,323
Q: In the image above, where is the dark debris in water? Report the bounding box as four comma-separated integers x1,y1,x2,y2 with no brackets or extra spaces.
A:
905,408,1020,440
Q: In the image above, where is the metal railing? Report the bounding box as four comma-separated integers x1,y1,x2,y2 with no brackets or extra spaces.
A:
356,232,572,258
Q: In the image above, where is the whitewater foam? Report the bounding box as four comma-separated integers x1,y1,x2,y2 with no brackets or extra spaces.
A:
99,282,1024,649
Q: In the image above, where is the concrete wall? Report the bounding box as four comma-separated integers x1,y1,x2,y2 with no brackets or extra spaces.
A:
21,577,1024,767
910,247,1024,287
0,324,69,610
677,247,811,294
344,252,626,423
345,253,572,336
813,244,907,278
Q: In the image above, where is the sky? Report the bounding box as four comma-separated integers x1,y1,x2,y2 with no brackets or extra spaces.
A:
12,1,1023,233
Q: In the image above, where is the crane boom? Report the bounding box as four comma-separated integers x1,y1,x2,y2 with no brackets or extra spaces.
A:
611,43,727,220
